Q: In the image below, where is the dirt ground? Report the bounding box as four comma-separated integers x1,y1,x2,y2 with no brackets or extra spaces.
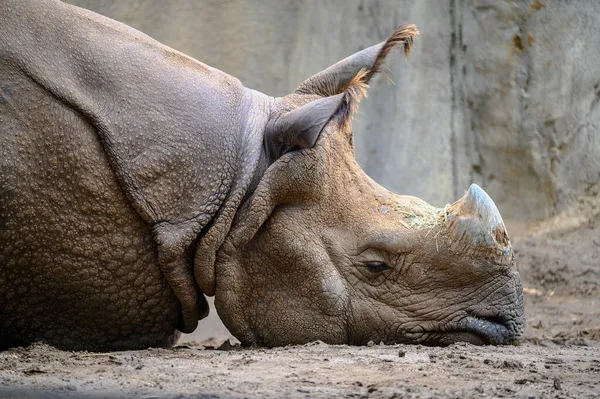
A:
1,217,599,398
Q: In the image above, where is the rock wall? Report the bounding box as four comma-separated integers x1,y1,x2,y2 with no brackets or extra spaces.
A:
454,0,600,228
67,0,600,230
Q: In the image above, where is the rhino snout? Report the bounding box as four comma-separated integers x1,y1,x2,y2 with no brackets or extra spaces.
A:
437,184,526,344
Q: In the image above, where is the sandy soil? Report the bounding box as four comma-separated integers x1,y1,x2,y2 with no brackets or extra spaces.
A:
1,217,599,398
1,341,598,399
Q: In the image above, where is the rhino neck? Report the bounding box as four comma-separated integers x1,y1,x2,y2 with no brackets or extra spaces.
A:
193,87,274,297
239,91,275,204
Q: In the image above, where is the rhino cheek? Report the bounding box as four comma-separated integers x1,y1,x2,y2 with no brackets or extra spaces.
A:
213,226,351,346
320,268,348,311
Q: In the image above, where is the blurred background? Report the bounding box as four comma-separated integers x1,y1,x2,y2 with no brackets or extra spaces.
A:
65,0,600,344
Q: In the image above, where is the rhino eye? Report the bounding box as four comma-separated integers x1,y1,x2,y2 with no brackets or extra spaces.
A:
365,261,390,273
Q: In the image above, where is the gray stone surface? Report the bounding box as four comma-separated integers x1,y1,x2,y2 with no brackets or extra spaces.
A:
65,0,600,229
455,0,600,223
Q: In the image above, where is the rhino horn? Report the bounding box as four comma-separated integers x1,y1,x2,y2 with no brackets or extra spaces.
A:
295,24,419,97
446,184,512,257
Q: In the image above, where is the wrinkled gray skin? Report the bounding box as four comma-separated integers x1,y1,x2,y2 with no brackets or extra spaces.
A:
0,0,524,351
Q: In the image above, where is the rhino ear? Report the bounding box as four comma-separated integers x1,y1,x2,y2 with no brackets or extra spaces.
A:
265,93,344,161
295,24,418,97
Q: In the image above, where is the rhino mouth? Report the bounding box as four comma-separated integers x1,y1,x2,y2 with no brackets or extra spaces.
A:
457,314,519,345
437,312,523,346
422,313,522,346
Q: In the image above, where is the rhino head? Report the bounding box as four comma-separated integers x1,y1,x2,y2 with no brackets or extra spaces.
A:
196,25,525,346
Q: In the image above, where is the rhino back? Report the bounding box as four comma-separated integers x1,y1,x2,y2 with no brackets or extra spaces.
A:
0,0,250,240
0,64,180,351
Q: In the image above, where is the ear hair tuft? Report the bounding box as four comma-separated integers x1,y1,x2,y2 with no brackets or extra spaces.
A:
294,23,419,97
335,69,369,127
362,24,419,84
334,24,419,127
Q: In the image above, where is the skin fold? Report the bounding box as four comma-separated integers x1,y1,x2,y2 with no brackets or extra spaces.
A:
0,0,524,351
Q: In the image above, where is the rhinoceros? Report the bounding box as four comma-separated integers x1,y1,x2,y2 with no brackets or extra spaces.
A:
0,0,525,351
